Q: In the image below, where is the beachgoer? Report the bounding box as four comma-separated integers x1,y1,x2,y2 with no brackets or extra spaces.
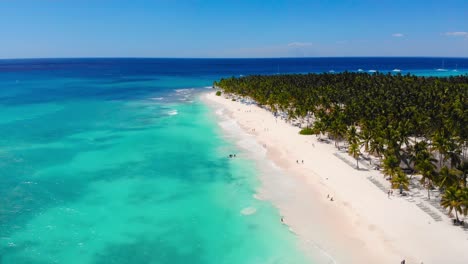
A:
302,160,304,164
281,217,284,223
327,194,329,198
330,197,334,201
401,260,405,264
296,160,298,164
388,190,390,198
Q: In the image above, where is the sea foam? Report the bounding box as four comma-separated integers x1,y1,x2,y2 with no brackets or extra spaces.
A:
241,207,257,215
168,110,178,116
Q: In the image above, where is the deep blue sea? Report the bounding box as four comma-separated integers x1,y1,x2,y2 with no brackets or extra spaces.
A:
0,58,466,264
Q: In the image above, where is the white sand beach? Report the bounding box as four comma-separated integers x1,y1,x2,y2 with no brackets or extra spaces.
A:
204,91,468,264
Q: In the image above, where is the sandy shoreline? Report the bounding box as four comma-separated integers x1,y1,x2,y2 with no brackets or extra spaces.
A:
203,91,468,264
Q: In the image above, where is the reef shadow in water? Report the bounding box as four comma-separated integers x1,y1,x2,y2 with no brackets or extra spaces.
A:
92,236,204,264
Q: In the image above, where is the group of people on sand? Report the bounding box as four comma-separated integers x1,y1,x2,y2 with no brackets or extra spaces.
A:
327,194,334,201
296,160,304,164
228,154,237,158
387,189,394,198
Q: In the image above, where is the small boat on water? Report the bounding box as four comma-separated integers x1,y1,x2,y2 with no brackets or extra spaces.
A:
329,70,335,73
368,69,377,73
436,60,447,71
357,69,364,72
392,69,401,72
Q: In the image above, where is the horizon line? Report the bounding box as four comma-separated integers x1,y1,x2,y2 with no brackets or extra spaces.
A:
1,56,468,61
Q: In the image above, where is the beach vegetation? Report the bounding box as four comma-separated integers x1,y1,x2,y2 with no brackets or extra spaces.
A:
214,72,468,220
348,141,361,169
216,91,222,96
391,169,409,193
441,186,465,221
299,127,314,135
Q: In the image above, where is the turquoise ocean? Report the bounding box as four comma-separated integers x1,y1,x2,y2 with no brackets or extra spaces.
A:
0,58,467,264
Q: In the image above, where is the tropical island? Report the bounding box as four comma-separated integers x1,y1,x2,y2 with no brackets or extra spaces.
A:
207,72,468,263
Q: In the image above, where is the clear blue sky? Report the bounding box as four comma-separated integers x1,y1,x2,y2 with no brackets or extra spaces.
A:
0,0,467,58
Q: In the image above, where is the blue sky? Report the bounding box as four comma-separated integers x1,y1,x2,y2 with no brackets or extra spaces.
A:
0,0,467,58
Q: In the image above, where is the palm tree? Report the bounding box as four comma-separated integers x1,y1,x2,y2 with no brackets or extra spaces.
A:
348,141,361,169
457,161,468,188
440,186,464,222
413,142,438,199
360,126,373,153
445,145,462,169
431,131,448,169
462,188,468,217
312,120,326,139
438,166,460,190
368,137,384,158
416,156,437,199
347,125,359,145
392,169,409,194
382,152,400,179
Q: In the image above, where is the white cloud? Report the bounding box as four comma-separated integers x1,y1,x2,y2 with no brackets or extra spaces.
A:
392,33,404,37
444,31,468,37
288,42,313,47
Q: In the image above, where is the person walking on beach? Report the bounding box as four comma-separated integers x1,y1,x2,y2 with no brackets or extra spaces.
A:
388,190,391,198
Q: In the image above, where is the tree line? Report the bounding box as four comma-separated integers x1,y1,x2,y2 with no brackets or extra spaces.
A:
214,72,468,222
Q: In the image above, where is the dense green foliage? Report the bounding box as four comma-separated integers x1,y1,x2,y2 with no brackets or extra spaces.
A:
299,127,314,135
215,90,222,96
215,72,468,220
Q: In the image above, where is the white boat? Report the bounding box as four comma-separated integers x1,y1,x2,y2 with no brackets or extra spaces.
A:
357,69,364,72
436,60,447,71
392,69,401,72
368,69,377,73
329,70,335,73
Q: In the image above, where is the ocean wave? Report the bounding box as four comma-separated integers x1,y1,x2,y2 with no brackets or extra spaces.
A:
175,88,194,93
168,110,178,116
253,194,265,200
150,97,164,100
241,206,257,215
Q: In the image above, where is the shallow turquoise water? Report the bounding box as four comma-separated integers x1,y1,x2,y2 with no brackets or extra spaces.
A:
0,82,309,263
